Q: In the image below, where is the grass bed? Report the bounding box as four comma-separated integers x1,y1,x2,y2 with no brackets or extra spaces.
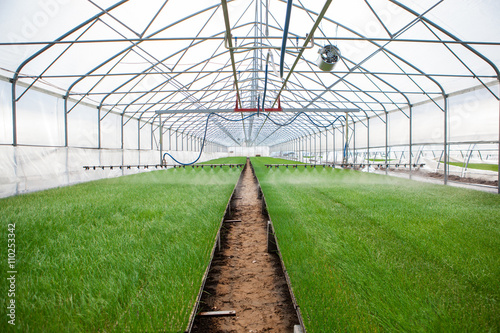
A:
444,161,499,172
0,159,244,332
252,157,500,332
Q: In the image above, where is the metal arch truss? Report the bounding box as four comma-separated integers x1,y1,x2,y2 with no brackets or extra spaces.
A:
5,0,500,192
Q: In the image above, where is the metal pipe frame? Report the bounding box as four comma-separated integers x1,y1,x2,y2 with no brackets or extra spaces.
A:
5,0,499,192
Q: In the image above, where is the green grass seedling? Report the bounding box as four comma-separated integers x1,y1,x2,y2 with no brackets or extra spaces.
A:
0,165,242,332
444,161,499,172
252,157,500,332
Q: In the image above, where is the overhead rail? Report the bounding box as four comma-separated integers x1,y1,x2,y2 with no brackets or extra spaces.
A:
155,108,360,114
224,34,313,51
234,96,283,112
3,37,500,46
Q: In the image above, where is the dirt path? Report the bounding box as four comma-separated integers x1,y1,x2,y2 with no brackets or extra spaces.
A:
192,159,299,333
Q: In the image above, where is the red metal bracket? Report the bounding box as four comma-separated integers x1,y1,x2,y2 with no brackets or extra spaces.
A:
234,96,282,112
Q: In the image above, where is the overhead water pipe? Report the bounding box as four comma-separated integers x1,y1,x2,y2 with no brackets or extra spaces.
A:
280,0,294,78
272,0,333,108
163,111,344,165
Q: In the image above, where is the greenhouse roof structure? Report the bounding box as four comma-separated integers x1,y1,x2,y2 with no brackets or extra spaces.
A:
1,0,499,147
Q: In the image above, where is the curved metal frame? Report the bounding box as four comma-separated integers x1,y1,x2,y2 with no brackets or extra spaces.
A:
6,0,500,192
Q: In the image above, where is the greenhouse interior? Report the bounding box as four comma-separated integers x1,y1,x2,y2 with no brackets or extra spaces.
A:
1,0,499,332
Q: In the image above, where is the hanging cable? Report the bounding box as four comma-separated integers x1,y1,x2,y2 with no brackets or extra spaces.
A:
279,0,293,78
163,111,344,165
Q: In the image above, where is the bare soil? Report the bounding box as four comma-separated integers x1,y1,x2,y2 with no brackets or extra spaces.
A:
388,168,498,187
192,159,299,333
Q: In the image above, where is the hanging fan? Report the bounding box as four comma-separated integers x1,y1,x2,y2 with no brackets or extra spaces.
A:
317,44,340,71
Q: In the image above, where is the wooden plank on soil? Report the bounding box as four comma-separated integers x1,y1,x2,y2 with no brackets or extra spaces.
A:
198,310,236,317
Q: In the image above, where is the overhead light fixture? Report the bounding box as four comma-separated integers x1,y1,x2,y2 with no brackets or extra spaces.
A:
317,45,340,71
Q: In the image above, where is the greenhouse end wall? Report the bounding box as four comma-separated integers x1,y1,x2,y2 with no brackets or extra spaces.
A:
0,78,229,198
0,146,228,198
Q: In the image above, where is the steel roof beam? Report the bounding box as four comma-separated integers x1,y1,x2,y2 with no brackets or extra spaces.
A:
4,37,500,46
155,108,359,114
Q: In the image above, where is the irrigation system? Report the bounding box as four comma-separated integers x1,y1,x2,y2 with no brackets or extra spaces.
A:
0,0,499,196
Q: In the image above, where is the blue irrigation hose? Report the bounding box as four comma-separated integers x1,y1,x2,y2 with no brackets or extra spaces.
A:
257,94,260,116
280,0,293,78
163,111,344,165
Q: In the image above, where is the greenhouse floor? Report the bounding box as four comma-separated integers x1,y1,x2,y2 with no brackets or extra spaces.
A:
192,159,299,332
372,169,499,194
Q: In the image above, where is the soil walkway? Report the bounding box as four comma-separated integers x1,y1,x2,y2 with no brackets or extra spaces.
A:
192,159,298,332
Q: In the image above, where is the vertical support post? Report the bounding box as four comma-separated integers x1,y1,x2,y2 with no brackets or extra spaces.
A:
169,128,172,150
98,107,102,149
64,98,69,147
326,129,328,164
385,112,388,175
498,82,500,194
344,113,349,164
409,105,413,179
137,117,141,165
314,132,317,163
333,127,336,164
367,116,370,171
353,120,356,164
159,114,163,165
14,147,19,195
11,82,17,146
137,117,141,150
120,113,124,150
341,124,345,164
444,96,448,185
309,135,312,163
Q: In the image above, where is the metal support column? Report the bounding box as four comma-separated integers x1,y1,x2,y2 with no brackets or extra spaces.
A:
444,97,448,185
366,116,370,170
333,127,336,164
409,106,413,179
385,112,389,175
120,113,124,150
137,117,141,150
98,107,102,149
353,120,356,164
326,129,328,164
159,115,163,164
341,124,345,164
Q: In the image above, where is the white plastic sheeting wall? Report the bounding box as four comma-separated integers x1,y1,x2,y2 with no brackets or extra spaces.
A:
0,79,228,198
270,84,499,167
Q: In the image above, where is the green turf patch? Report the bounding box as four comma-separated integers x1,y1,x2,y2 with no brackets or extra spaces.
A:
252,157,500,332
196,156,247,165
254,157,305,165
0,164,242,332
443,161,499,172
